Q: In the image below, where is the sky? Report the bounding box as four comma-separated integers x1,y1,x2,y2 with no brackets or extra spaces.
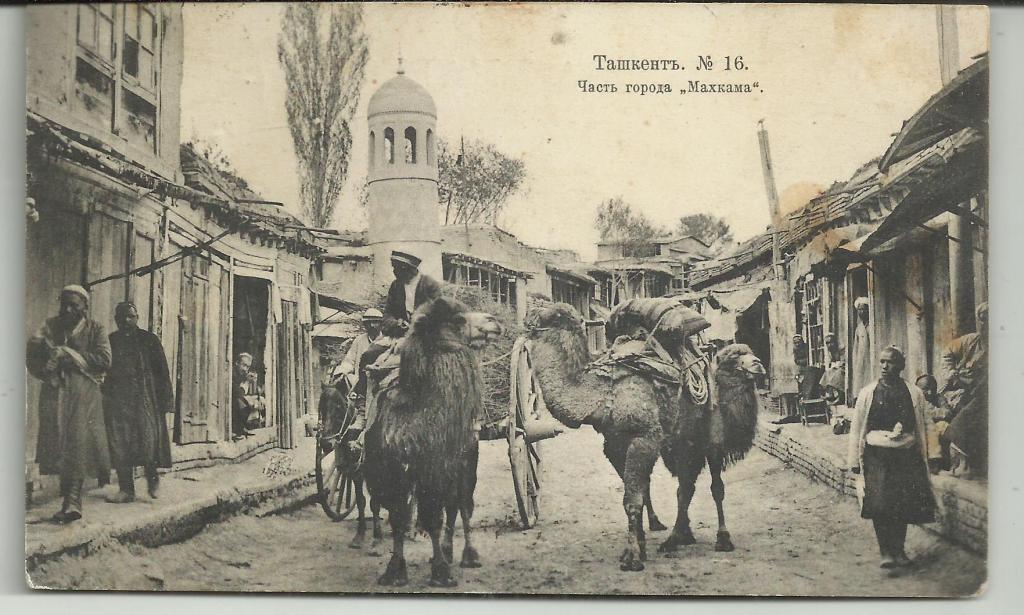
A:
180,3,988,261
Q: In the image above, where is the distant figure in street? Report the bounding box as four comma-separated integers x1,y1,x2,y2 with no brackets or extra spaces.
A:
103,302,174,502
26,285,112,524
915,374,950,474
848,346,938,569
941,302,988,478
821,333,846,405
383,250,441,334
850,296,872,404
793,334,808,367
232,353,257,438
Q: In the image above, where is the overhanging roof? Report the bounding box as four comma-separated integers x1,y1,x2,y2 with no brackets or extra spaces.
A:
879,55,987,172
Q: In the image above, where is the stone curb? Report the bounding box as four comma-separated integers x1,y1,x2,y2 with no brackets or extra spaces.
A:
25,470,318,574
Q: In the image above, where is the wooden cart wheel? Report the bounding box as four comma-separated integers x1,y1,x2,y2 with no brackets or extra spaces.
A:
509,429,541,529
508,338,542,529
315,436,357,521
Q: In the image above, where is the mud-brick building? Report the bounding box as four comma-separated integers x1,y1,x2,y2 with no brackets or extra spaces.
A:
688,56,988,413
25,3,321,499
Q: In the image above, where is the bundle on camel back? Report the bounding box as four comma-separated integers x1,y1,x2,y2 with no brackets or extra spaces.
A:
362,296,502,588
526,298,765,571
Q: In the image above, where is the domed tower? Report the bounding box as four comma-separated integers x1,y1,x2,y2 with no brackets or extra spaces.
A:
365,63,442,288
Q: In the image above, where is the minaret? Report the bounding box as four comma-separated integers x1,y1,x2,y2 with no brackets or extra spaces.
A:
365,62,442,288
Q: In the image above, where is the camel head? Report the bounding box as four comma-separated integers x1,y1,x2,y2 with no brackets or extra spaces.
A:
525,303,590,379
714,343,766,381
526,302,584,333
409,297,502,351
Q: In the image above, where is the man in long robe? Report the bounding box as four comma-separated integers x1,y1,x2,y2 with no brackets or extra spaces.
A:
26,285,112,523
103,302,174,502
850,296,872,405
941,302,988,478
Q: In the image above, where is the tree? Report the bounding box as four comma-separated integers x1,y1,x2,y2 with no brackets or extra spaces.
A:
278,4,368,228
676,213,733,248
438,138,527,225
594,197,664,257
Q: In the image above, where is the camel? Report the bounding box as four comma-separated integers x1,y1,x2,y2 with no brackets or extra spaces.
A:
362,297,501,587
527,302,765,571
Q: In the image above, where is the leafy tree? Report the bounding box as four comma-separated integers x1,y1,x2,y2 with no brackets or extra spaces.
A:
676,213,733,248
438,138,527,225
278,4,368,228
594,197,664,257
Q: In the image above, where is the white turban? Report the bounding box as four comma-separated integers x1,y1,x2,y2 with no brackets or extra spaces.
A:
61,284,90,303
854,296,870,310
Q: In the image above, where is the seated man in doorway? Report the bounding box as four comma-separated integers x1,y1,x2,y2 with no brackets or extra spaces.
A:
232,353,263,438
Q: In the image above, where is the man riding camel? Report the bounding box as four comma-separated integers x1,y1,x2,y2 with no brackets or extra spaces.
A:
344,250,441,440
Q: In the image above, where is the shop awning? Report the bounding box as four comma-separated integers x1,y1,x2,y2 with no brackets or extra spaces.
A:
787,224,871,284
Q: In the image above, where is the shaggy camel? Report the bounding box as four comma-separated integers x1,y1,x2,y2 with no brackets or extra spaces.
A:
527,303,765,571
363,297,501,587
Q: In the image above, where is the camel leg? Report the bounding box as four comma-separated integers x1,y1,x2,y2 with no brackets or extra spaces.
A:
368,496,385,556
660,449,703,553
349,477,367,549
460,443,482,568
620,436,658,572
644,484,668,532
377,495,409,586
441,505,457,565
709,456,734,552
421,495,456,587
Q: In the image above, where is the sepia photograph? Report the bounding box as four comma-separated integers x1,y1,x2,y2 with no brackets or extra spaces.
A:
21,2,990,597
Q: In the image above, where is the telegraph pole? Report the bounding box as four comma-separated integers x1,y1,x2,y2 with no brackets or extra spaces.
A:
757,119,783,281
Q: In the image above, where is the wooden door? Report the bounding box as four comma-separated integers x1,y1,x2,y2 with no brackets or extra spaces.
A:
177,255,211,444
218,266,233,439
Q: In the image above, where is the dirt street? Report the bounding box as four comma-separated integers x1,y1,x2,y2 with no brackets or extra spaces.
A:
30,427,985,596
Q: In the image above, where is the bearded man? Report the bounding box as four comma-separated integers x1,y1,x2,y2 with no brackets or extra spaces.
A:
103,302,174,502
26,285,112,523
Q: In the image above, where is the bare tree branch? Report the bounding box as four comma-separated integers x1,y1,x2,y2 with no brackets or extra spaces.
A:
437,138,527,225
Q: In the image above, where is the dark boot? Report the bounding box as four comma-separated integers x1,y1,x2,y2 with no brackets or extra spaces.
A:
107,466,136,503
145,465,160,499
60,478,84,522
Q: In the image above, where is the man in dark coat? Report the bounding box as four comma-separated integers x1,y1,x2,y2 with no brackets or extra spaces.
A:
102,301,174,502
383,250,441,333
26,285,112,523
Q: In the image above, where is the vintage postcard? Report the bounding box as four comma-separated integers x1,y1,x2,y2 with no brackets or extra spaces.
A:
24,2,988,596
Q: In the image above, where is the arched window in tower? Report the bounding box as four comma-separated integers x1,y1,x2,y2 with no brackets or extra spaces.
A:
368,131,375,170
383,128,394,164
426,129,435,165
404,127,417,164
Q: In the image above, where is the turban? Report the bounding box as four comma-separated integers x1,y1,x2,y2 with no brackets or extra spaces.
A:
115,301,138,318
61,284,90,304
854,296,870,309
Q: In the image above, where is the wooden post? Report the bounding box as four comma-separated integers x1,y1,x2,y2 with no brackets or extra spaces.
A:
936,5,960,86
757,120,784,283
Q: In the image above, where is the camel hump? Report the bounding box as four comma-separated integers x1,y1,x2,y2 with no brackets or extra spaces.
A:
609,298,710,340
